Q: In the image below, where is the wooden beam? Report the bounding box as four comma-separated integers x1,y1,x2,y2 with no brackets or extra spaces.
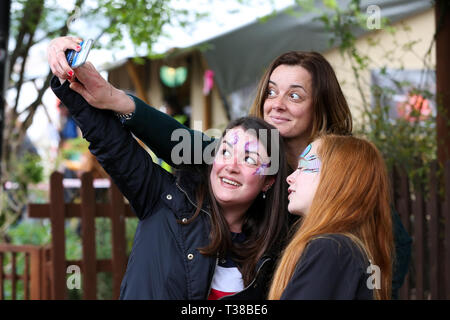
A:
126,60,149,104
436,1,450,164
28,203,135,218
80,173,97,299
49,172,67,299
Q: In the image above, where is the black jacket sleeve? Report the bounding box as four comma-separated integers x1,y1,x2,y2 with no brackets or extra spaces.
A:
124,96,215,167
50,77,173,220
280,235,372,300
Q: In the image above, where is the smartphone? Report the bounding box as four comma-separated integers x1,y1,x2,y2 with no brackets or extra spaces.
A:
66,39,94,68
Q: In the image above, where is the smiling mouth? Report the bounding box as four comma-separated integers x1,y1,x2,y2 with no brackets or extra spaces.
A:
270,116,290,123
221,177,242,187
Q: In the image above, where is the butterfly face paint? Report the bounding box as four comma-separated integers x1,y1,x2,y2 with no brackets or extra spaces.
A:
287,140,322,216
298,143,321,173
253,163,269,176
210,127,274,210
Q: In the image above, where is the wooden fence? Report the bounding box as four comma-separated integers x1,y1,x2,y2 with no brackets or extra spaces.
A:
1,160,450,299
393,160,450,299
26,171,134,299
0,244,50,300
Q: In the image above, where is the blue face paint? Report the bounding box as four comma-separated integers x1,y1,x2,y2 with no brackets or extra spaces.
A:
300,144,312,158
298,143,321,173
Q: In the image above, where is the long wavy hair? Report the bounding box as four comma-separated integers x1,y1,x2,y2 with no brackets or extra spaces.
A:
184,117,288,286
249,51,352,141
268,135,394,300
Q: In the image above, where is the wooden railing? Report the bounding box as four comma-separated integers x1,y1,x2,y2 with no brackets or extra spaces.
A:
27,171,134,300
0,244,50,300
393,160,450,299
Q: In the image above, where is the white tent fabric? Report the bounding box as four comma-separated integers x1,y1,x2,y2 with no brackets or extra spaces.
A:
199,0,432,97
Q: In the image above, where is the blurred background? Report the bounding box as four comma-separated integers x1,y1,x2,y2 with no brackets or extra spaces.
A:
0,0,449,300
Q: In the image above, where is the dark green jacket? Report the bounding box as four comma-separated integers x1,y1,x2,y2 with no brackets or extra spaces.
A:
124,96,412,299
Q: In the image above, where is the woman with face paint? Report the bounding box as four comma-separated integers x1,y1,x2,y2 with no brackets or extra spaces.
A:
48,57,288,299
48,37,410,298
269,136,394,300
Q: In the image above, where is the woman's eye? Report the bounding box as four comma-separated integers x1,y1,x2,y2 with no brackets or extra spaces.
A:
245,156,257,166
222,149,231,158
290,92,301,100
267,88,276,97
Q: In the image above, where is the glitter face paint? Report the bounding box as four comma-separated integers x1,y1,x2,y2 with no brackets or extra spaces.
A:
231,132,239,145
253,163,269,176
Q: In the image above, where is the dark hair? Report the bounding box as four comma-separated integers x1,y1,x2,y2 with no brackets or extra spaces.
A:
185,116,288,286
249,51,352,142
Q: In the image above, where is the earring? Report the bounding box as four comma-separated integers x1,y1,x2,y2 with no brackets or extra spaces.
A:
262,192,266,199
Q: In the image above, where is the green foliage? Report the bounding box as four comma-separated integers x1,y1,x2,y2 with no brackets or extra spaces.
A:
12,153,44,186
61,137,89,161
308,0,438,191
1,152,44,237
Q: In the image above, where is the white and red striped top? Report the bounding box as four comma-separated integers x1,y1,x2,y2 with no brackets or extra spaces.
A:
207,232,245,300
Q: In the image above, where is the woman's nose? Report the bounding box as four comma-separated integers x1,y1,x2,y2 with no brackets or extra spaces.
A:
286,171,296,185
272,95,287,111
225,155,240,172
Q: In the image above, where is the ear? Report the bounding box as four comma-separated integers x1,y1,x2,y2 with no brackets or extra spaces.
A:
263,176,275,192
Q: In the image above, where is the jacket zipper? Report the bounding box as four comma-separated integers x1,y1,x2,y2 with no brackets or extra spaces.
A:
217,257,271,300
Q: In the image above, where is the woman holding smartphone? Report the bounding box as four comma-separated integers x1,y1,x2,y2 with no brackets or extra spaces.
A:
48,37,411,298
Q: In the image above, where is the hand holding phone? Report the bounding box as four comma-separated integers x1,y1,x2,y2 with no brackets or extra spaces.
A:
66,39,93,68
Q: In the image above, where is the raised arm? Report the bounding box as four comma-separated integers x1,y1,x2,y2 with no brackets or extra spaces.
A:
122,96,214,168
50,74,173,220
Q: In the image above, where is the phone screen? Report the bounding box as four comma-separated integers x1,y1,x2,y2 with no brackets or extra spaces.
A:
66,39,94,68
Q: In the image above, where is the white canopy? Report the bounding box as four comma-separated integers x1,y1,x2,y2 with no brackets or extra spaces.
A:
198,0,432,96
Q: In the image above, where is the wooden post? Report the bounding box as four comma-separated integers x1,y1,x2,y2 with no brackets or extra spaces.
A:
29,248,42,300
49,172,66,299
11,252,16,300
413,188,425,299
436,1,450,164
126,60,150,104
427,161,441,299
445,160,450,299
395,166,411,299
80,172,97,299
24,252,30,300
109,180,127,299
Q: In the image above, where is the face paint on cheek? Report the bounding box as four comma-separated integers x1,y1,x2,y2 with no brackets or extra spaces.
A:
253,163,269,176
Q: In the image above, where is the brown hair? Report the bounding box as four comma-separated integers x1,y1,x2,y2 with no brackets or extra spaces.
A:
185,117,288,286
249,51,352,142
268,135,393,300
